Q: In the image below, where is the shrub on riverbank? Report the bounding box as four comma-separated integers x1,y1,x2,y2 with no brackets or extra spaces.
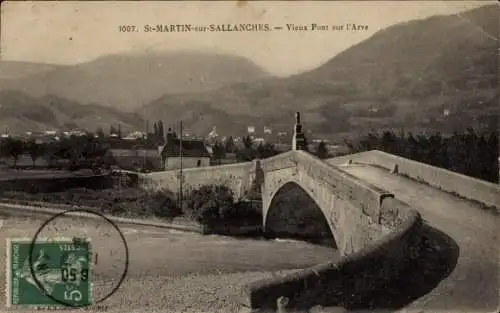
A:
1,183,265,237
183,184,262,232
1,187,182,220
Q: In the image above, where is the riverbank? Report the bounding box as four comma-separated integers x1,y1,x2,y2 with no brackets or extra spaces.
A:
0,196,339,247
0,199,265,238
0,187,336,246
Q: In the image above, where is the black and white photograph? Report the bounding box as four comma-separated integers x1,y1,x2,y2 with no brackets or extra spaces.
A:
0,1,498,312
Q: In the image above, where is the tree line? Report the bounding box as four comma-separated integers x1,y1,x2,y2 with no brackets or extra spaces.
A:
95,120,166,141
344,129,499,183
210,134,330,163
0,135,109,171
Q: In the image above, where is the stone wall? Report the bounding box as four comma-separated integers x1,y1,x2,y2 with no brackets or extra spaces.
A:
328,150,500,208
165,156,211,171
138,161,257,200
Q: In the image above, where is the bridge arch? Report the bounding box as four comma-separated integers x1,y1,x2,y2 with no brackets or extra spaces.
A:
259,151,393,256
264,181,338,249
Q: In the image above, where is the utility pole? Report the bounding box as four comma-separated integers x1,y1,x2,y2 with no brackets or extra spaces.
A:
179,120,184,210
143,120,147,171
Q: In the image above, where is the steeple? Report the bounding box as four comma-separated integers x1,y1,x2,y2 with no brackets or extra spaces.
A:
292,112,307,150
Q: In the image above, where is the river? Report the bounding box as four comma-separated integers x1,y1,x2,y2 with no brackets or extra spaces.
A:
0,215,339,312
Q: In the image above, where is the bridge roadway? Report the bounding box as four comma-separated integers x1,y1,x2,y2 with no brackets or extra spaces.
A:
331,162,499,312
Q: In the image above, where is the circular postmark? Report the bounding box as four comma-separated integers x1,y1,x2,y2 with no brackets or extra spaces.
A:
28,208,129,308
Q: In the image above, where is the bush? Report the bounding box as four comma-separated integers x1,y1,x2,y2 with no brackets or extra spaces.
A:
147,190,182,219
222,200,262,225
183,185,263,229
184,184,235,226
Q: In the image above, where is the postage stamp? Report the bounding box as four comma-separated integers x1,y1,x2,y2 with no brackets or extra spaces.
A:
5,237,93,308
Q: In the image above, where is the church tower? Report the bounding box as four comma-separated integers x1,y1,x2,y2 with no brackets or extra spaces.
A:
292,112,307,150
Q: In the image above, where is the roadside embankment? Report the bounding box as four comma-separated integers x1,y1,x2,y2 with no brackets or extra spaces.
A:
0,201,204,233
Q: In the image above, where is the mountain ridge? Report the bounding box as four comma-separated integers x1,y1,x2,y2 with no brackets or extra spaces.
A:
0,50,273,111
1,5,497,139
0,90,144,135
140,4,498,139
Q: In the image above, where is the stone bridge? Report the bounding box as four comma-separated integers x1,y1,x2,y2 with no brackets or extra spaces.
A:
140,149,499,312
140,150,405,256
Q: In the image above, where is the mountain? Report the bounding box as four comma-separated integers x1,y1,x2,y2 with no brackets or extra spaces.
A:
0,51,272,111
0,91,144,135
0,61,62,79
140,4,498,140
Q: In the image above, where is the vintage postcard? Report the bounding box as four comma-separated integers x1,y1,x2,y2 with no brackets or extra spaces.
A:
0,1,498,313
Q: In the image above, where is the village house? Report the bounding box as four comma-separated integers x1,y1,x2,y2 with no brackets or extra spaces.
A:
104,138,163,171
160,128,211,170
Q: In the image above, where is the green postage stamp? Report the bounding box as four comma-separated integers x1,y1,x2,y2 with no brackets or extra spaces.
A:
6,237,93,308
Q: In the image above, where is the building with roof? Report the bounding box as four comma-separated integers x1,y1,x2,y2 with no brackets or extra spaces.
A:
105,139,162,171
160,128,211,170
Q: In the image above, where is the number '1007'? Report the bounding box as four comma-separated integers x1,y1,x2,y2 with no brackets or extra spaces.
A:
61,268,89,282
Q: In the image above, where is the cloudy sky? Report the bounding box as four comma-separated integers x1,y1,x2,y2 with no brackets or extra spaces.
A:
1,1,491,76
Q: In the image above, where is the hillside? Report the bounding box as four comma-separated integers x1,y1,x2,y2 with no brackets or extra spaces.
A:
0,51,271,111
140,4,498,139
0,91,144,135
0,61,62,79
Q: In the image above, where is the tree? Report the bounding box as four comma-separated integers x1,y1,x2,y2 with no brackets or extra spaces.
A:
157,120,164,138
302,134,310,152
109,125,117,136
95,127,105,138
212,141,226,165
380,131,397,154
224,136,235,153
44,142,59,168
242,135,253,149
256,142,265,159
25,140,46,167
315,141,328,159
256,142,279,159
82,136,108,169
0,139,8,159
2,138,24,168
58,136,85,170
153,122,159,137
487,131,499,183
